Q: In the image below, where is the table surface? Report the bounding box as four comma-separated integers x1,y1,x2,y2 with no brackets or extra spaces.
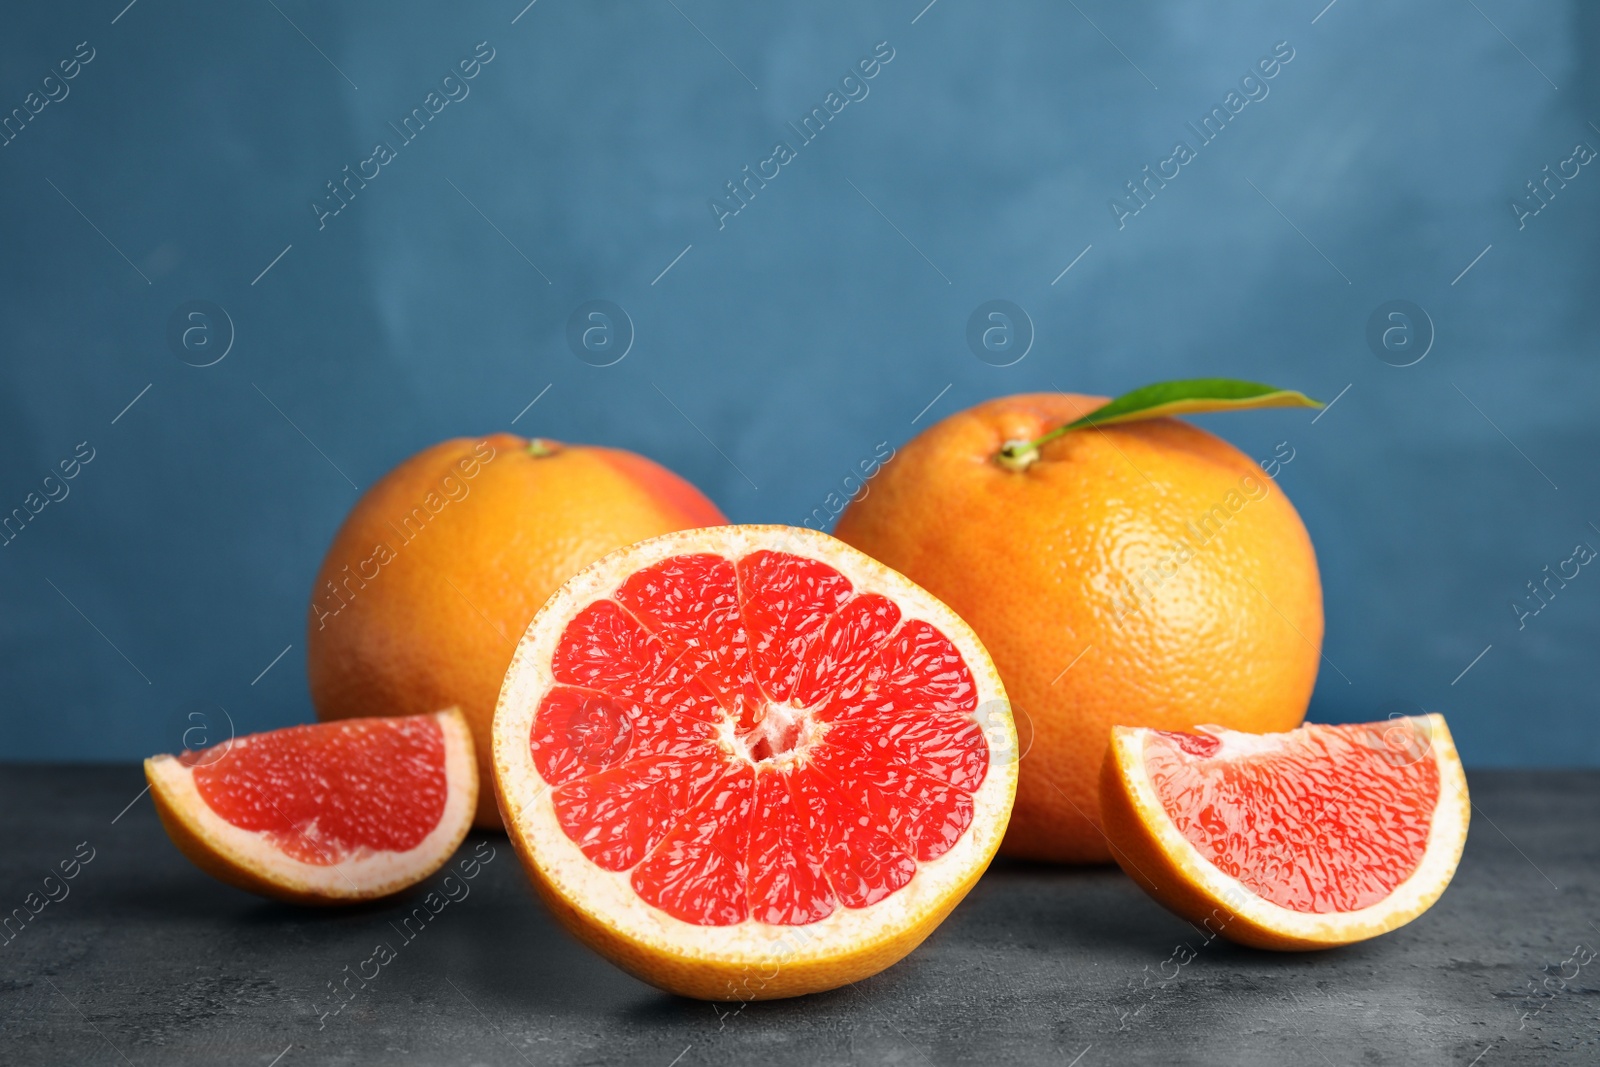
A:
0,766,1593,1066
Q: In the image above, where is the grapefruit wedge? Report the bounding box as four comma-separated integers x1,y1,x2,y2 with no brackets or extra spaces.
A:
1101,715,1469,950
493,525,1017,1000
146,708,477,904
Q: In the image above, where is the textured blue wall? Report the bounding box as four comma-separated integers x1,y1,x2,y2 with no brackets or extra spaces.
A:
1,1,1596,765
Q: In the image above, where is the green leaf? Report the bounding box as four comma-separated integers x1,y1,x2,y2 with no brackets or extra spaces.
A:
1061,378,1323,431
994,378,1322,471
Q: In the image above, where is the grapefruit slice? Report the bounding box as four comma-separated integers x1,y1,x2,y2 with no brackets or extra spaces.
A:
1100,714,1469,950
146,708,477,904
492,525,1017,1000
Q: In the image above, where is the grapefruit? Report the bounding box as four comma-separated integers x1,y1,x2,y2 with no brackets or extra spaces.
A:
492,525,1017,1000
833,392,1322,862
308,434,726,828
146,708,478,904
1100,715,1469,949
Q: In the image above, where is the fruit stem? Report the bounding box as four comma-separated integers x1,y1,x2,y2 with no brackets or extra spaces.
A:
995,410,1104,471
527,438,558,458
995,439,1040,472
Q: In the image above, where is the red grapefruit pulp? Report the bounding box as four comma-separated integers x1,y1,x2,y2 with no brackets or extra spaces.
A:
147,709,477,904
1101,715,1469,949
494,526,1016,999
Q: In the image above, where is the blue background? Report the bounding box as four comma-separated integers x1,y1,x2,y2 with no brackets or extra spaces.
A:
1,1,1595,766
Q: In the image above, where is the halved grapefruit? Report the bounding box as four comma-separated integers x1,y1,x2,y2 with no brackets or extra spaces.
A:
1100,714,1469,950
146,708,477,905
493,525,1017,1000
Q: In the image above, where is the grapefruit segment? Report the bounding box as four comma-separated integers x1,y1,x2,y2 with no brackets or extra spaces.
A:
493,525,1016,999
788,765,918,908
631,763,756,925
746,768,836,925
823,711,990,793
552,754,727,871
810,744,976,862
551,599,671,693
613,553,766,727
530,687,634,786
145,708,477,904
1100,715,1469,950
532,686,719,788
791,593,901,707
737,549,854,703
857,619,981,716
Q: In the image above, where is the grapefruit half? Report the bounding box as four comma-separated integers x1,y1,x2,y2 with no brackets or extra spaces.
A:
146,708,477,904
1100,714,1469,950
493,525,1017,1000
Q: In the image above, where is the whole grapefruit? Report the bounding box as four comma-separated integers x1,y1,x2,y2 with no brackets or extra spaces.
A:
307,434,726,827
833,393,1322,863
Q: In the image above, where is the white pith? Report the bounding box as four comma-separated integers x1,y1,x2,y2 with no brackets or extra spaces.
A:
493,525,1017,968
1116,714,1470,943
733,701,815,764
147,709,478,899
1185,725,1295,758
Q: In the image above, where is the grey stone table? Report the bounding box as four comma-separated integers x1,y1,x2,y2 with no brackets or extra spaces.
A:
1,767,1594,1065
